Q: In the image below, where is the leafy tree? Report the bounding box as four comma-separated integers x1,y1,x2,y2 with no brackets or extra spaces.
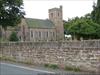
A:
0,27,2,38
64,16,100,40
91,0,100,24
0,0,24,30
9,31,19,41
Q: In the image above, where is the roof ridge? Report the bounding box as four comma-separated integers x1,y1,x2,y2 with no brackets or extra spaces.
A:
25,18,50,21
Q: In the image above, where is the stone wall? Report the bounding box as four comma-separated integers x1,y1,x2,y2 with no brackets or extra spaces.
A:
0,40,100,73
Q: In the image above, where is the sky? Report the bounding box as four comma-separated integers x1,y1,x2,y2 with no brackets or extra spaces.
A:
23,0,97,21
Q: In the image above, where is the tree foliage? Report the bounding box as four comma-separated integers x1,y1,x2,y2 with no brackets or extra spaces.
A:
91,0,100,24
64,16,100,40
0,0,24,30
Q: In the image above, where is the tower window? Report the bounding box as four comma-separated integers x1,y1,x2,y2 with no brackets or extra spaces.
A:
51,13,53,17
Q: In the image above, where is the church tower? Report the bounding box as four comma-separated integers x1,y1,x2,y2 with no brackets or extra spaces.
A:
49,6,64,40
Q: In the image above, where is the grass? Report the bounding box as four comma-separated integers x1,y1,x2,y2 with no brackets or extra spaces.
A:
0,55,16,62
21,61,33,65
64,66,81,72
0,55,33,65
0,37,9,42
44,63,81,72
44,63,59,69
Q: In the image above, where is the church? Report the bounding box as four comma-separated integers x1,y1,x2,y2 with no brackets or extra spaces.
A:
1,6,64,41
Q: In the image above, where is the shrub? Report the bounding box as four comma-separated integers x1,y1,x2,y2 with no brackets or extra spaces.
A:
44,63,59,69
9,31,19,41
44,63,49,67
65,66,81,72
49,64,59,69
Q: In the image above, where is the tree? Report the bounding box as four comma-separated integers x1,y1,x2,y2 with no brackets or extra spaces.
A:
0,0,25,30
91,0,100,24
97,0,100,8
9,31,19,41
64,16,100,40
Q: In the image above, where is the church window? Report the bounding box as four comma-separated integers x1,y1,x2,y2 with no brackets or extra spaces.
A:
46,32,48,38
31,30,33,38
39,31,41,38
50,32,52,37
53,32,55,37
58,13,59,16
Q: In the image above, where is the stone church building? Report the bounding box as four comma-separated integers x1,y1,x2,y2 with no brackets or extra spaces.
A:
1,6,64,41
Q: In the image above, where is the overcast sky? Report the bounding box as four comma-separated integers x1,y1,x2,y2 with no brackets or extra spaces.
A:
23,0,97,21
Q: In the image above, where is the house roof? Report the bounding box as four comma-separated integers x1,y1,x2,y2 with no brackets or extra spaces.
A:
25,18,55,29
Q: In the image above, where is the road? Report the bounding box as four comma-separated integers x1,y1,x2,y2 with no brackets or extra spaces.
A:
0,62,99,75
0,63,55,75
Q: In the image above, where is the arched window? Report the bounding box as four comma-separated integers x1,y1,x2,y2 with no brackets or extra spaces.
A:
39,31,41,38
46,32,48,38
31,30,33,38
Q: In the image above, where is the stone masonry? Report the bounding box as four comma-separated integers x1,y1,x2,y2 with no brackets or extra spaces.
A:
0,40,100,73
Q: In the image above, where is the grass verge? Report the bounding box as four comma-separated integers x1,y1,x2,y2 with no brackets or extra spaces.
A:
44,63,59,69
0,55,33,65
64,66,81,72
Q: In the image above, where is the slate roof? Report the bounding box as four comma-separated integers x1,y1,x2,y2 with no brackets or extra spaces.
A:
25,18,55,29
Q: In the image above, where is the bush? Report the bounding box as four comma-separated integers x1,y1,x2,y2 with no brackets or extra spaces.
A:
49,64,59,69
44,63,59,69
9,31,19,41
44,63,49,67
